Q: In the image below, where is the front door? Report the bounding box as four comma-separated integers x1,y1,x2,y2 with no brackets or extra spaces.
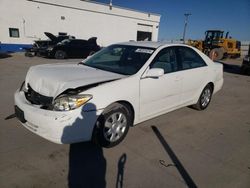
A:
139,47,183,120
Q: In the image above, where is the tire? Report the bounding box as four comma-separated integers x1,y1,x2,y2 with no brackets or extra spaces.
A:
92,103,132,148
209,48,224,61
54,50,67,59
193,84,213,110
25,52,34,57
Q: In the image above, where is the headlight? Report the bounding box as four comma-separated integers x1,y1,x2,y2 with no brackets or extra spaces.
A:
53,94,92,111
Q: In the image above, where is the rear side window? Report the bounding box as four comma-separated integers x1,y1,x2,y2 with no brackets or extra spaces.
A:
177,47,207,70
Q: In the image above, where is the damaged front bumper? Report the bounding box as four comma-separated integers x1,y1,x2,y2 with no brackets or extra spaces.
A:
14,90,102,144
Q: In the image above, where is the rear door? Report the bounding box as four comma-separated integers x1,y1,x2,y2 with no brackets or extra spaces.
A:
176,46,209,104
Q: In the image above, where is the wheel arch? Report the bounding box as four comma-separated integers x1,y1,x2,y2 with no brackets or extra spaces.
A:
91,100,135,146
193,81,215,105
99,100,135,126
207,82,214,93
111,100,135,126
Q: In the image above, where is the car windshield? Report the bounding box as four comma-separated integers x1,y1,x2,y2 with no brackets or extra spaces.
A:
83,45,155,75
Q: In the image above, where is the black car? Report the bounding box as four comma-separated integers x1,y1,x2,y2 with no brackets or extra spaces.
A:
46,37,100,59
25,32,74,57
241,44,250,75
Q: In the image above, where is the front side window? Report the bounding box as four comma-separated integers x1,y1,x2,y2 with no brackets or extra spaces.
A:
9,28,19,38
84,45,155,75
177,47,207,70
150,47,178,74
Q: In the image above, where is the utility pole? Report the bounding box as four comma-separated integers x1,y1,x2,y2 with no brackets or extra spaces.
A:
109,0,113,10
182,13,191,44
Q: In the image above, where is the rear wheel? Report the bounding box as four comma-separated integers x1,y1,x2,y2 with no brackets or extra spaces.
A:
54,50,67,59
92,103,132,148
209,48,224,61
193,84,213,110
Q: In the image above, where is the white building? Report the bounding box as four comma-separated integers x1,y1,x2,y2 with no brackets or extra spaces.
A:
0,0,161,52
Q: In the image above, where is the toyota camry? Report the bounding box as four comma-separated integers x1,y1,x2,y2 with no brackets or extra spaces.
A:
14,42,223,147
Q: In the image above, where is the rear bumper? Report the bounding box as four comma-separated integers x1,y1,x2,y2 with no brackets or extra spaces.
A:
14,90,102,144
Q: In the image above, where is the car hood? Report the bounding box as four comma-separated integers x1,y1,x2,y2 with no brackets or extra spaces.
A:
25,63,126,97
44,32,57,41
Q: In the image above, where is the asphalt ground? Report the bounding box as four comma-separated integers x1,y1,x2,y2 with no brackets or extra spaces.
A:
0,53,250,188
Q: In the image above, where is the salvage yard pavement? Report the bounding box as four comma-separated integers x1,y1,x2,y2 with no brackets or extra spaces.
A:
0,53,250,188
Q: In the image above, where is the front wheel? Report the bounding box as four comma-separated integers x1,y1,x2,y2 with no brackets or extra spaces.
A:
54,50,67,59
92,103,132,148
193,85,213,110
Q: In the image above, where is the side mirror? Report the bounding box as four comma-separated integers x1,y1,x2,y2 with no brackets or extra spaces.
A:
143,68,164,78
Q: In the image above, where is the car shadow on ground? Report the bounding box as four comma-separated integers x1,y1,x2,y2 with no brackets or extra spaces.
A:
0,53,12,59
222,62,241,74
217,61,249,75
63,103,127,188
62,103,107,187
68,142,106,188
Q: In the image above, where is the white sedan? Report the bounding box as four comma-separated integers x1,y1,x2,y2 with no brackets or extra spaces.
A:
14,42,223,147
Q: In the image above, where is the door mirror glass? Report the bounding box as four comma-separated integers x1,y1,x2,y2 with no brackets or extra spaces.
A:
144,68,164,78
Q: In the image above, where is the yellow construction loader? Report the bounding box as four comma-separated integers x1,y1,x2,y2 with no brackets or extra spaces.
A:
188,30,241,61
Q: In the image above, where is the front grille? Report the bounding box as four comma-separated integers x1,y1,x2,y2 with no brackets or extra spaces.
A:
25,85,53,107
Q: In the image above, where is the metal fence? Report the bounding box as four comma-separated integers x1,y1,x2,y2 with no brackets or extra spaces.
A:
164,40,250,58
241,41,250,57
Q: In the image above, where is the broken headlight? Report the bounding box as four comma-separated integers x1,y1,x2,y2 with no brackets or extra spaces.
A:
53,94,92,111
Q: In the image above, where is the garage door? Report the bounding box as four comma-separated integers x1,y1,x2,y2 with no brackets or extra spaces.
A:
137,23,153,41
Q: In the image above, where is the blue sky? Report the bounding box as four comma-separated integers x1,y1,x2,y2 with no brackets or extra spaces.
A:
95,0,250,41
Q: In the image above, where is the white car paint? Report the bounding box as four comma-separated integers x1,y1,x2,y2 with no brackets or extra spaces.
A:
25,63,126,97
14,42,223,144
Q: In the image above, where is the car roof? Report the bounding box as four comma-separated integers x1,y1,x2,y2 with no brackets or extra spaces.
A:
117,41,190,49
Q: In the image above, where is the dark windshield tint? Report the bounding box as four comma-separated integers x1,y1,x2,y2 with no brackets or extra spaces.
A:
83,45,155,75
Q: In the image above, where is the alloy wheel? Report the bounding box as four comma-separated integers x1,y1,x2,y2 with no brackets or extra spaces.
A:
201,88,211,107
103,112,127,142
